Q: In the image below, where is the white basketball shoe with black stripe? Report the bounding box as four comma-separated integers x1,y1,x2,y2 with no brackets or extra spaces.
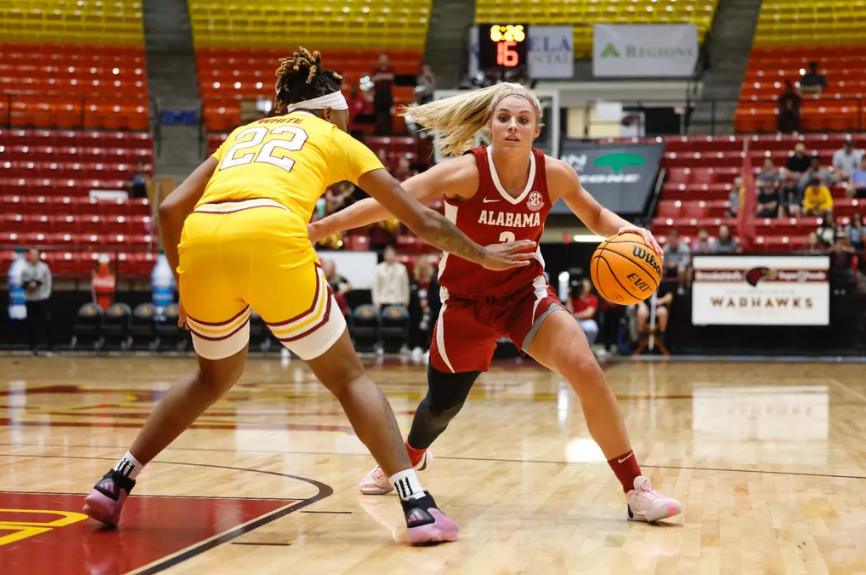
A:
359,450,433,495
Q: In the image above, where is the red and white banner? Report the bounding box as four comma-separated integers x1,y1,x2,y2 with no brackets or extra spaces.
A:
692,255,830,326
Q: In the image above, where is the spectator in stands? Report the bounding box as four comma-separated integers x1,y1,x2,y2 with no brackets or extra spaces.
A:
785,142,811,175
375,148,391,171
325,182,354,215
757,158,782,185
414,64,436,105
833,137,863,179
799,154,836,191
663,229,690,293
598,300,625,357
848,158,866,199
566,278,599,346
828,232,856,283
779,177,803,218
347,83,373,139
408,255,438,358
130,161,148,200
799,61,827,95
636,282,675,345
817,217,837,247
393,156,416,183
372,245,409,310
371,53,395,135
716,224,741,254
691,227,718,254
803,231,825,254
845,213,865,253
777,80,802,134
20,247,52,355
728,177,744,217
802,175,834,217
322,258,352,318
756,180,781,218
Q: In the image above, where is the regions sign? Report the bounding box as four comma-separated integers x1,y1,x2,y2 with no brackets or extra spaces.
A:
554,141,664,215
692,255,831,326
593,24,698,77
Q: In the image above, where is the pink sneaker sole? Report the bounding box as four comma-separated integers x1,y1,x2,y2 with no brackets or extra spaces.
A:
406,509,459,546
83,490,125,526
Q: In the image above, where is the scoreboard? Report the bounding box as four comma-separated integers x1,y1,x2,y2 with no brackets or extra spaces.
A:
477,23,529,71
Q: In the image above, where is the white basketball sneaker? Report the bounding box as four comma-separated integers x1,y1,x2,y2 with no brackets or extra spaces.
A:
359,450,433,495
626,476,683,522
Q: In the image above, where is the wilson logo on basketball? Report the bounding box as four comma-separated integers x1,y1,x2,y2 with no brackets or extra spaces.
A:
526,191,544,212
632,246,662,276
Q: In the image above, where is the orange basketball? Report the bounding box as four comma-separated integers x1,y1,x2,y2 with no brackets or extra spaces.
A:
590,233,662,305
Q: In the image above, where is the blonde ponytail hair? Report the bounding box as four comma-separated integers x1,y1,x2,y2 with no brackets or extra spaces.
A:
402,83,542,158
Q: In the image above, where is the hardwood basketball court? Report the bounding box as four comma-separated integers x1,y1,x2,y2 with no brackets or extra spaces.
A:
1,355,864,575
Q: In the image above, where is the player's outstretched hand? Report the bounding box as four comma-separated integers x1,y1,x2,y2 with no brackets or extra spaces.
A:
617,225,663,261
307,221,325,244
481,240,537,271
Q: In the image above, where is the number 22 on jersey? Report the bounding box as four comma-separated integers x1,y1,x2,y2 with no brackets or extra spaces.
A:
220,126,309,173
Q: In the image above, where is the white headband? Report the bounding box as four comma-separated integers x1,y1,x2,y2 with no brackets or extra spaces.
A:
283,91,348,112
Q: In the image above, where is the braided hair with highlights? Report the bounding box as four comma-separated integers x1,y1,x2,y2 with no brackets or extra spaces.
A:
273,47,343,113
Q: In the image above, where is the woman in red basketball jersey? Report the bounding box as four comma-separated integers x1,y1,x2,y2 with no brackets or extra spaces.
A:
309,83,682,523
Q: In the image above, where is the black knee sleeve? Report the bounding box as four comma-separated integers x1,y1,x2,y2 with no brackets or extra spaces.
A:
407,364,481,449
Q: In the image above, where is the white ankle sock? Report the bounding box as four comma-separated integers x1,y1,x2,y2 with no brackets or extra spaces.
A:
389,469,425,501
114,451,144,480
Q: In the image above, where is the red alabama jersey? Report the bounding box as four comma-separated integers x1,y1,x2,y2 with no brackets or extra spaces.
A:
437,145,551,299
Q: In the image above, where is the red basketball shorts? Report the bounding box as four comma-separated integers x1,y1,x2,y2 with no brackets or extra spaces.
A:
430,276,566,373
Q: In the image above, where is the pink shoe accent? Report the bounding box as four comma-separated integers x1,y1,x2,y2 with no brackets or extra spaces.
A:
83,489,127,526
406,509,459,546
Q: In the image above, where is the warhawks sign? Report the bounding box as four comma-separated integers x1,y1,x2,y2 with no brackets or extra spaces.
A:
692,256,830,326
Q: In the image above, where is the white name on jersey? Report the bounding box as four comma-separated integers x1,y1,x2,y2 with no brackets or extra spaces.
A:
478,210,541,228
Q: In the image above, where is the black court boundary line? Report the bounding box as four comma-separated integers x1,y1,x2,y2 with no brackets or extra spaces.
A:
0,454,332,575
2,445,865,482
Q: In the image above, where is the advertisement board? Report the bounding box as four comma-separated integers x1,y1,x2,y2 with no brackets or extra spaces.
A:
691,255,830,326
593,24,698,77
554,141,664,214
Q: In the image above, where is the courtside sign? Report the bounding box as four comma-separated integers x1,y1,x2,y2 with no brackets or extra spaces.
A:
692,255,830,326
593,24,698,77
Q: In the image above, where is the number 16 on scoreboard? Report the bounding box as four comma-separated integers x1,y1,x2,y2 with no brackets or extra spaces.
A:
477,23,529,71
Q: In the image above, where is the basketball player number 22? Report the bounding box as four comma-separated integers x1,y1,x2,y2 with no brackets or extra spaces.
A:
220,126,308,172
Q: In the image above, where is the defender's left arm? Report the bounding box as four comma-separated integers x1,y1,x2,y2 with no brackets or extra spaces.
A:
547,158,663,255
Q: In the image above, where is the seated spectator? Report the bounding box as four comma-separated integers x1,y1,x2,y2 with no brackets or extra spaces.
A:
816,217,837,247
372,245,409,310
833,137,863,179
757,158,782,185
845,212,865,252
371,53,395,135
784,142,811,176
716,224,741,254
828,232,856,283
393,156,416,182
799,61,827,95
803,231,826,254
846,158,866,199
636,280,675,345
777,80,802,134
322,258,352,317
408,255,438,356
414,64,436,105
798,155,836,192
325,182,354,215
129,161,148,199
727,177,743,217
567,278,599,346
779,176,803,218
663,229,691,293
802,176,833,217
347,83,374,138
691,227,718,254
756,181,780,218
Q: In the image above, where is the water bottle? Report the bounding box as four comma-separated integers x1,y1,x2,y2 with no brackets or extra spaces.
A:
151,252,175,315
7,250,27,320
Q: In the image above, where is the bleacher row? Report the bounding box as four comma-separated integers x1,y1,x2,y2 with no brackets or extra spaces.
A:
649,134,866,251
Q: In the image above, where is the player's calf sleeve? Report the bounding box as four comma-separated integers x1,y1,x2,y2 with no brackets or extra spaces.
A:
407,364,481,449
